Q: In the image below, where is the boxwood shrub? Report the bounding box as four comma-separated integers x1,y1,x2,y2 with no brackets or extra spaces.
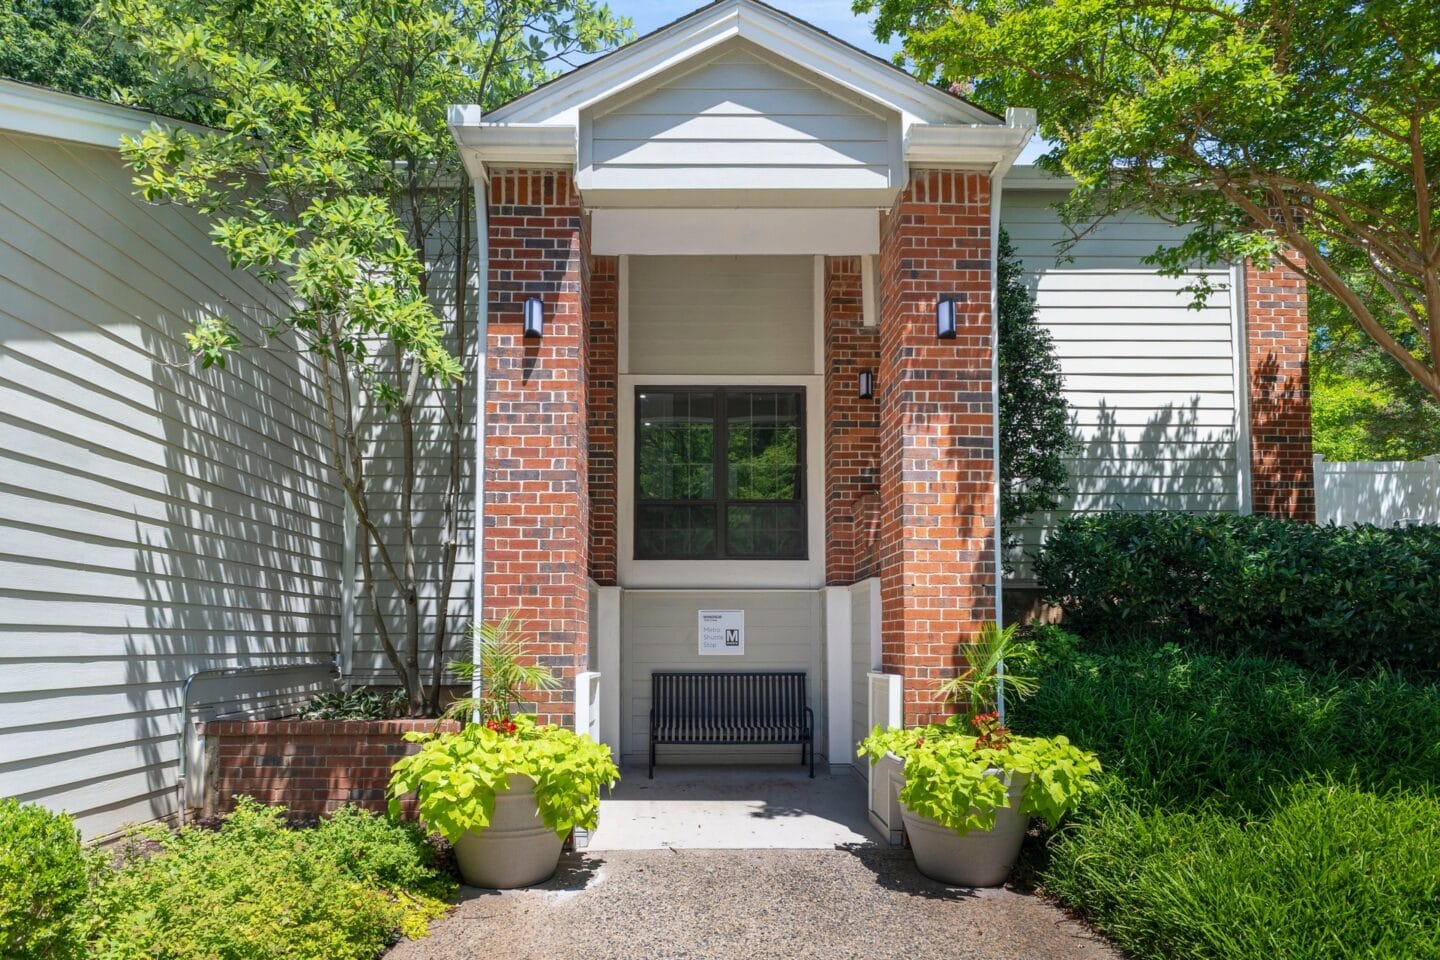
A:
0,799,90,960
1034,512,1440,674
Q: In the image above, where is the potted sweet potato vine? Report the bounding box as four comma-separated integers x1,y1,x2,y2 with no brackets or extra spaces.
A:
387,615,619,888
858,623,1101,886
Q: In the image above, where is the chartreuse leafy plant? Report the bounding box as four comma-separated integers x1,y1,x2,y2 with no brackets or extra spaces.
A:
860,718,1102,834
859,621,1102,835
388,615,619,841
388,714,619,842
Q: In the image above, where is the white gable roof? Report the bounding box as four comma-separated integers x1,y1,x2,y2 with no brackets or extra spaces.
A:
485,0,997,129
450,0,1035,204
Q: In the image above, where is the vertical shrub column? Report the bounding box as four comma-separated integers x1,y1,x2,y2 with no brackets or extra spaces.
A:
876,171,997,725
486,169,589,726
1246,256,1314,521
587,252,619,585
824,255,880,584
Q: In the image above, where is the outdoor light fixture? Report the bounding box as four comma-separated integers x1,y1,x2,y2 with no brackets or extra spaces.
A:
858,370,875,399
523,297,545,339
936,299,957,340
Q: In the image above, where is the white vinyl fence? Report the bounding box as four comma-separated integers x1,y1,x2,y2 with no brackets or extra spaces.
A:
1313,455,1439,527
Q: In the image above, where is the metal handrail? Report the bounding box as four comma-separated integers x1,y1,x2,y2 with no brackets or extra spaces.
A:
176,659,340,826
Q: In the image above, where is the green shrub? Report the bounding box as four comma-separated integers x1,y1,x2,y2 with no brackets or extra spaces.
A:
1014,635,1440,960
90,799,454,960
0,799,90,960
1042,785,1440,960
1034,512,1440,674
1012,639,1440,812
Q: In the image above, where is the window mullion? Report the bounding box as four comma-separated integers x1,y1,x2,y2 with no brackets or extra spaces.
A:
715,387,727,559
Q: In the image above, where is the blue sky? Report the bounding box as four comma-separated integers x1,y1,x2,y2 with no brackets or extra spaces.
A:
615,0,899,59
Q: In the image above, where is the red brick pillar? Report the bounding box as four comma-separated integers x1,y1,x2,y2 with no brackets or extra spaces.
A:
587,253,619,584
824,256,880,585
485,169,589,725
876,171,997,726
1246,256,1314,521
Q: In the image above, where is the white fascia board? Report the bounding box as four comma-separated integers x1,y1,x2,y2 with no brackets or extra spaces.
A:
451,122,578,179
0,79,201,148
579,186,901,210
904,111,1036,171
483,0,996,129
1004,164,1078,190
592,208,880,255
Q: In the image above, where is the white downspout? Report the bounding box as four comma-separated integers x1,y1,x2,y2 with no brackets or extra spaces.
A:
471,174,489,706
990,168,1007,723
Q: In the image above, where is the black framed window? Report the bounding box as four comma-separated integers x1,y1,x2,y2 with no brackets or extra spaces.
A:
635,387,806,560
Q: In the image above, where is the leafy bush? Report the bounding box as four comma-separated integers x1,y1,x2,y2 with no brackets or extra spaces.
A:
1013,634,1440,960
90,799,453,960
299,686,409,720
1034,512,1440,674
0,799,90,960
1014,638,1440,812
1042,785,1440,960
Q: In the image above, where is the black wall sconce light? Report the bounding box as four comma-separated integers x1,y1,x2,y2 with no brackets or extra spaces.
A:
523,297,545,339
858,370,875,399
936,299,957,340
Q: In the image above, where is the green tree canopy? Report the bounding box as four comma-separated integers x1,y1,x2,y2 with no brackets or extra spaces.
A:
858,0,1440,406
1,0,143,98
104,0,629,712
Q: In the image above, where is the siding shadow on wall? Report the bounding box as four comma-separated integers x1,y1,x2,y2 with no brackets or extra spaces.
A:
129,309,343,822
1009,397,1240,576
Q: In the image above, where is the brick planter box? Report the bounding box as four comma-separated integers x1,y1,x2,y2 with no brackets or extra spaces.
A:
202,719,459,818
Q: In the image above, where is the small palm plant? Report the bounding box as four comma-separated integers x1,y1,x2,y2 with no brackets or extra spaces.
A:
937,621,1039,720
445,613,560,726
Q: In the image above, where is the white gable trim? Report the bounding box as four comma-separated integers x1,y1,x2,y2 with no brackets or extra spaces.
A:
0,79,195,148
484,0,997,129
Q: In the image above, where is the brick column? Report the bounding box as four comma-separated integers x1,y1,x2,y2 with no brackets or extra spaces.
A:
876,170,997,726
1246,256,1314,521
823,256,880,585
485,169,589,726
587,253,619,584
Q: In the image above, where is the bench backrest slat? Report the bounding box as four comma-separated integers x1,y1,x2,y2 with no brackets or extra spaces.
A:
651,671,808,737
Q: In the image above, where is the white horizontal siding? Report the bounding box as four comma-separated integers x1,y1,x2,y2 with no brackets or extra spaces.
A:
349,211,476,684
1001,189,1242,580
627,254,814,375
585,44,895,194
0,131,342,838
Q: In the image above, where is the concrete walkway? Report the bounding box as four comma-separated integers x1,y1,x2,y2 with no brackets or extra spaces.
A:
585,764,882,850
387,848,1121,960
387,767,1120,960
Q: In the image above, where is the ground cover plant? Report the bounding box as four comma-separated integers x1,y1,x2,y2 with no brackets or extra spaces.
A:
2,797,455,960
1012,631,1440,960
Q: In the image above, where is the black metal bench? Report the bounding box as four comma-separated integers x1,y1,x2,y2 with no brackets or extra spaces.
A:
648,671,814,778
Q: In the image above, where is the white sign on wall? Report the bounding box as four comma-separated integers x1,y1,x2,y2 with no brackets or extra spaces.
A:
698,609,744,656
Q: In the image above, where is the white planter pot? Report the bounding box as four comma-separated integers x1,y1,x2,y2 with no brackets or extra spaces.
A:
901,770,1030,887
451,774,564,889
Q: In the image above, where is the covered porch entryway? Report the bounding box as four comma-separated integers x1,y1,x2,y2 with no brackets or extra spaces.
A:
449,0,1035,774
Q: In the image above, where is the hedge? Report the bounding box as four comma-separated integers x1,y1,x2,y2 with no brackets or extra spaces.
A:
1033,512,1440,674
